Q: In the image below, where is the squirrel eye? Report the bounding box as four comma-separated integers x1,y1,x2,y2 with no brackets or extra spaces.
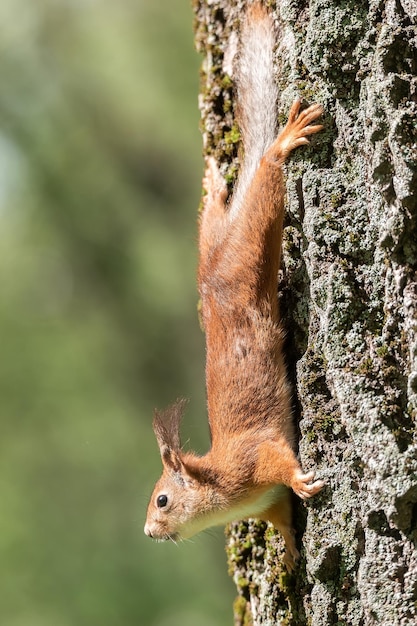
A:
157,494,168,508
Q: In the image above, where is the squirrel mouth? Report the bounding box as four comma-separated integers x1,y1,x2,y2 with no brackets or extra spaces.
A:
144,523,180,543
155,533,180,544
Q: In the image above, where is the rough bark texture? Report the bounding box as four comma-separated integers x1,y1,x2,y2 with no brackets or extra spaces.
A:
193,0,417,624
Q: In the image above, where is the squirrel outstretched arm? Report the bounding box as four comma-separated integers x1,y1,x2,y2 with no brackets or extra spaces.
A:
145,1,323,571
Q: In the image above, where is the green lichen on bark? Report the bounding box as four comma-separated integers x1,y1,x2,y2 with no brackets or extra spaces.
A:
193,0,417,624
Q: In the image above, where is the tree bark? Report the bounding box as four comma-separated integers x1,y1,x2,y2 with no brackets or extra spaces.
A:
193,1,417,624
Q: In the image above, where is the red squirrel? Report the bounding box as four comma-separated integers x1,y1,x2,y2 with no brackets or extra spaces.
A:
144,1,324,570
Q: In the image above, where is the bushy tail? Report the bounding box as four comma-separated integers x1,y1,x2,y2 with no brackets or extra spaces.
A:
229,2,279,219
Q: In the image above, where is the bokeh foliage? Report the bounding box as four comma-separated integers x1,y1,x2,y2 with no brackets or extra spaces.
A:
0,1,234,624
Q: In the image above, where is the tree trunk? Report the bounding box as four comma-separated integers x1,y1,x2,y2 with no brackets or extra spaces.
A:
193,1,417,624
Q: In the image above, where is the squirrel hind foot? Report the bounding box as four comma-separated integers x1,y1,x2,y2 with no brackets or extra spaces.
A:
265,101,323,163
203,156,228,205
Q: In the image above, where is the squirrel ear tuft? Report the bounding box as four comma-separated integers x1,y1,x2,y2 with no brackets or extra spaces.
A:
152,398,188,454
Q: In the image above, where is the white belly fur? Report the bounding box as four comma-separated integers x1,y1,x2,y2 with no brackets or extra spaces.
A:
181,484,289,539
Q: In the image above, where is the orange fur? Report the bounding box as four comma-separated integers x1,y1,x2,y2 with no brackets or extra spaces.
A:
144,2,324,571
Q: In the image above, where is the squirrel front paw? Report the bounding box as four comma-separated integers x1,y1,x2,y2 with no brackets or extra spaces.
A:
283,540,300,573
291,470,325,500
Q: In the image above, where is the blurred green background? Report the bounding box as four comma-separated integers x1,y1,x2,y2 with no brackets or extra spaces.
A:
0,0,235,624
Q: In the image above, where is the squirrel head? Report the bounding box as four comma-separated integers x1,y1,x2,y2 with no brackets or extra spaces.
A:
144,399,220,542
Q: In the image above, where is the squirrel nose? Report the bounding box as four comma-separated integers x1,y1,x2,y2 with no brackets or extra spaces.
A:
144,524,153,538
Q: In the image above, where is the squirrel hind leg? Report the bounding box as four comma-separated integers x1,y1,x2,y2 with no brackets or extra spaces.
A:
261,493,300,572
